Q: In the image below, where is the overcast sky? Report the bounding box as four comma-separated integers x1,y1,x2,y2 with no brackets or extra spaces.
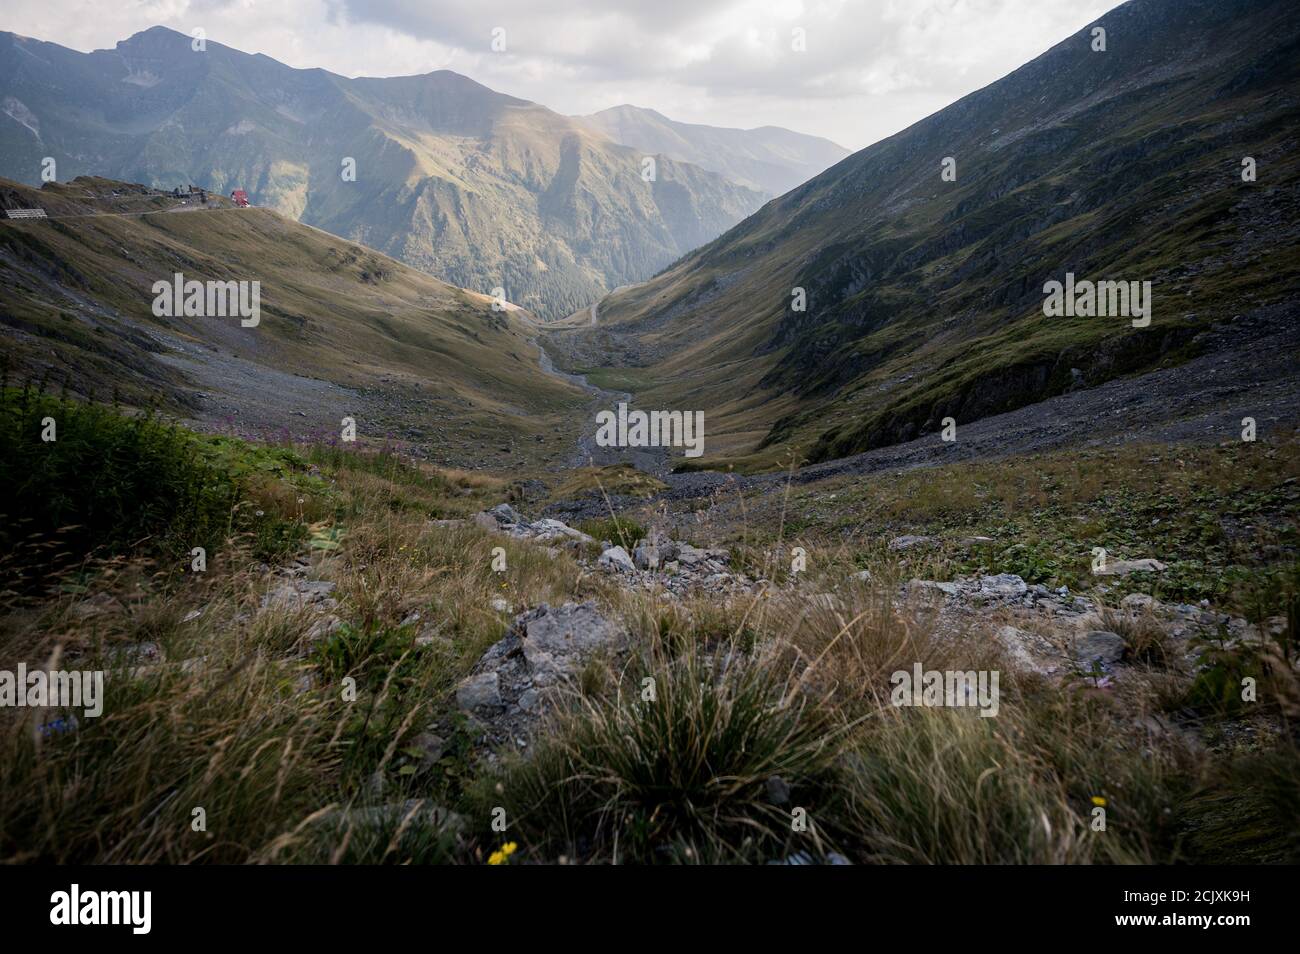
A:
1,0,1119,151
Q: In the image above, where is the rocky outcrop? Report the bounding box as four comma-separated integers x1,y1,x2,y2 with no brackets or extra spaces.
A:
455,602,624,748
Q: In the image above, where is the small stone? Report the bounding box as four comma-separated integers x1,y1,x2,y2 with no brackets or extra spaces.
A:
765,775,791,806
306,614,343,642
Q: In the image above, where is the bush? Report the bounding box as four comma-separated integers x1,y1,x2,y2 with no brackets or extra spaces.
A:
0,384,309,589
476,648,846,863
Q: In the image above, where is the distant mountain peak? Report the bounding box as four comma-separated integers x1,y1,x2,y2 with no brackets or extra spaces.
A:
577,103,849,196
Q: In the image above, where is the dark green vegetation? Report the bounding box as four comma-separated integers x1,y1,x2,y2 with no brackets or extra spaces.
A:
0,28,763,320
744,439,1300,610
0,380,312,589
551,0,1300,470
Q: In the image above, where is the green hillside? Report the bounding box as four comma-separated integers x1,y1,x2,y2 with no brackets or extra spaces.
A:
0,28,763,320
0,176,586,469
549,0,1300,470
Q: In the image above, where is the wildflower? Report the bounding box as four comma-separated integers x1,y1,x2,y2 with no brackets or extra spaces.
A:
1091,796,1107,807
487,841,518,865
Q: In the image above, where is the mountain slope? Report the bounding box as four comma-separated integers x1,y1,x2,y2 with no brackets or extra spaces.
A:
576,105,850,197
0,28,764,320
548,0,1300,469
0,176,587,469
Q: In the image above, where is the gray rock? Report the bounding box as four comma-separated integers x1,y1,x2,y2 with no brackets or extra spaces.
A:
472,512,499,532
633,543,661,570
676,544,710,566
598,545,636,573
889,534,934,551
530,518,595,545
456,671,502,710
1096,558,1167,577
765,776,791,806
1121,593,1159,612
908,579,961,598
262,579,337,611
412,732,446,769
521,602,620,672
489,503,523,525
306,614,343,643
978,573,1029,600
851,569,872,582
1074,630,1126,668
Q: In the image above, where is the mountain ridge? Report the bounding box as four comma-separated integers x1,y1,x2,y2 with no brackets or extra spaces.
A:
548,0,1300,470
0,26,765,319
575,103,850,196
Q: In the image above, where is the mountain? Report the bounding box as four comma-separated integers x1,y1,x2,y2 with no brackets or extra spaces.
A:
546,0,1300,469
0,176,587,469
0,28,764,320
576,105,850,197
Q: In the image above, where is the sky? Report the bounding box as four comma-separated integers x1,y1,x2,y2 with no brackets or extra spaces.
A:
0,0,1120,151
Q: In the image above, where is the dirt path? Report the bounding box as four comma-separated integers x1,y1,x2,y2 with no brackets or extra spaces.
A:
533,339,671,474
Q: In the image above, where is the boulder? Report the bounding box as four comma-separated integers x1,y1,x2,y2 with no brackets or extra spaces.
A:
1073,630,1126,668
1095,558,1167,577
676,544,710,566
977,574,1029,600
489,503,523,526
598,545,636,573
634,543,661,570
907,579,961,598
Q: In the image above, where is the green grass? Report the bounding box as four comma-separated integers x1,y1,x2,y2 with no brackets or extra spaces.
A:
0,382,316,588
761,439,1300,608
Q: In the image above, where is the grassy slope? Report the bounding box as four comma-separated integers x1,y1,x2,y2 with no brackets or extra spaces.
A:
549,0,1300,472
2,396,1296,864
0,176,587,467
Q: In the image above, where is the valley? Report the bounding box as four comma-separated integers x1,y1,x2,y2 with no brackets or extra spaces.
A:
0,0,1297,874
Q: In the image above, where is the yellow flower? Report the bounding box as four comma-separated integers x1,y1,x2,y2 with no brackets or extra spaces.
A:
487,841,518,865
1091,796,1107,807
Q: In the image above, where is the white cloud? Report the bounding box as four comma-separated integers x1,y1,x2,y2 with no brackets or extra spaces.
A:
0,0,1120,149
